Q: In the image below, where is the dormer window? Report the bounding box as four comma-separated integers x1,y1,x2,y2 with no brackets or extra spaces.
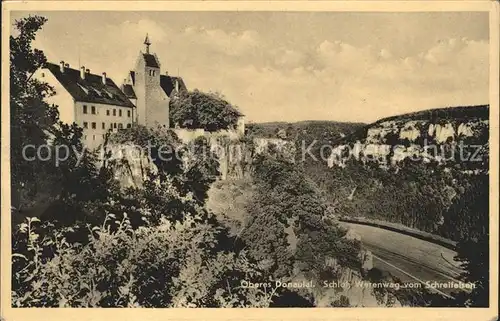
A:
149,70,156,76
92,88,102,97
77,83,89,95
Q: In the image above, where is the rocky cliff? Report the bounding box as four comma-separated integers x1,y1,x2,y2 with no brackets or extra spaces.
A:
102,129,295,188
327,105,489,172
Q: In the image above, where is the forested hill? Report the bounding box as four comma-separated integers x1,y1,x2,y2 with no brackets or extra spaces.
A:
334,104,489,147
299,105,490,307
246,120,365,143
300,105,489,243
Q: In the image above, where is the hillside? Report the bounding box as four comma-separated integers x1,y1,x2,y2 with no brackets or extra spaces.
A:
327,105,489,171
247,120,365,142
301,105,489,242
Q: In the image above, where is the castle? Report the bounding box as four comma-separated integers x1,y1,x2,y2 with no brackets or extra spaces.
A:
36,34,244,149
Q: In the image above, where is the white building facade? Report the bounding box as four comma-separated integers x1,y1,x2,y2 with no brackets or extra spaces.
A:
36,35,245,150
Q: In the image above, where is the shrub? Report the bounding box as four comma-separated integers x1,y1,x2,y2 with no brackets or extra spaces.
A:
12,214,280,308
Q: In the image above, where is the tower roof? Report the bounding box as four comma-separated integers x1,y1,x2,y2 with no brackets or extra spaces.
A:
144,33,151,46
144,33,152,53
143,54,160,68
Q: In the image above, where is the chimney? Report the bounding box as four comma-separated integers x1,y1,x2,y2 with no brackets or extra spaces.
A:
80,66,86,80
102,72,107,85
60,61,65,72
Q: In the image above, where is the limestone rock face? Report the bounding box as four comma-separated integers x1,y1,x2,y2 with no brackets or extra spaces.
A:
103,131,296,188
103,143,158,189
328,117,489,170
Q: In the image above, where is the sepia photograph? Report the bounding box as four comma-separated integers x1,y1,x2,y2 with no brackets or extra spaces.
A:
1,1,498,320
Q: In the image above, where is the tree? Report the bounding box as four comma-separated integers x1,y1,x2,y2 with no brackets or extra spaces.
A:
10,16,58,211
451,175,489,307
10,15,114,227
170,89,242,132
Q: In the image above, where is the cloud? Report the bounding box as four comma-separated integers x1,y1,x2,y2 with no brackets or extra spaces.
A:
316,40,378,72
119,19,169,43
274,48,306,67
31,13,489,123
182,27,260,56
186,36,489,122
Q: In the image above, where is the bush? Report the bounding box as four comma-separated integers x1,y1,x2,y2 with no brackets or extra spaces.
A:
12,214,280,308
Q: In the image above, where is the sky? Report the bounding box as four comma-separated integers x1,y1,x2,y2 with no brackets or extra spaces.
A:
11,11,490,123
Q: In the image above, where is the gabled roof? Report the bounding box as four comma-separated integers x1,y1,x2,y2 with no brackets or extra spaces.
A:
44,63,134,108
160,75,187,97
122,84,136,99
143,54,160,68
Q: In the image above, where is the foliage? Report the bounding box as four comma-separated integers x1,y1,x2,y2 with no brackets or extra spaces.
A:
10,15,59,210
242,150,363,283
170,89,242,132
452,174,489,307
11,214,279,308
298,109,490,307
206,178,256,236
10,16,113,227
246,120,364,147
305,153,486,243
103,127,220,227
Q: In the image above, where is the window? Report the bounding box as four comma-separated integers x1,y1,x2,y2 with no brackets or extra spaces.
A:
113,109,116,116
113,123,117,129
119,110,122,117
78,83,89,95
106,110,110,116
83,105,88,114
92,88,102,97
93,135,96,141
118,123,123,129
127,123,131,129
103,89,114,99
41,73,45,77
91,122,96,129
110,123,113,129
83,122,88,129
102,122,105,129
84,135,87,140
127,110,131,117
91,106,96,114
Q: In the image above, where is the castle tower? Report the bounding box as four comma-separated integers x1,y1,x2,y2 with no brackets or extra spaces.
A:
133,34,170,128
